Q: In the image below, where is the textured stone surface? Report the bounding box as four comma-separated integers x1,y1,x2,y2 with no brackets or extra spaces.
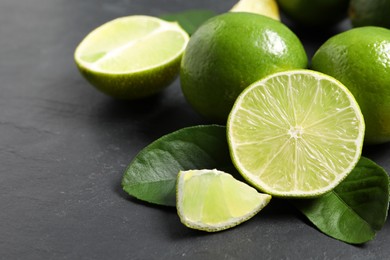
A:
1,0,389,259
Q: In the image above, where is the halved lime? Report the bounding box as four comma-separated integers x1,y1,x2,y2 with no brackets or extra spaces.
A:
227,70,365,197
176,169,271,232
74,15,189,99
230,0,280,20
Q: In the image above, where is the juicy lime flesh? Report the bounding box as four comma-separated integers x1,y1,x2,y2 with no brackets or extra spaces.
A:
96,31,186,72
76,16,187,73
177,169,271,231
228,70,364,197
77,18,161,63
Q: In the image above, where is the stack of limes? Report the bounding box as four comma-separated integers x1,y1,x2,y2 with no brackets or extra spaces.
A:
75,0,390,233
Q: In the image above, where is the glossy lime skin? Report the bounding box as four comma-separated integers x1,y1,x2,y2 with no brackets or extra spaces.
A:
349,0,390,28
76,55,182,100
180,12,308,123
277,0,349,27
312,26,390,144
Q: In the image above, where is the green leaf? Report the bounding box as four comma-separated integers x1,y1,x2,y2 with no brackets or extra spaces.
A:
122,125,233,207
293,157,389,244
160,9,216,35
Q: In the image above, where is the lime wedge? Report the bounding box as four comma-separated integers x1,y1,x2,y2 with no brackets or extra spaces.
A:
227,70,365,197
230,0,280,20
176,169,271,232
74,15,189,99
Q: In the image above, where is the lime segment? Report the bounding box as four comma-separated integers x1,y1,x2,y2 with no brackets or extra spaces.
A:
227,70,365,197
176,169,271,232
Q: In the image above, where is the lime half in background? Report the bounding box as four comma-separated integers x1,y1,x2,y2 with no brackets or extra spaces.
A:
74,15,189,99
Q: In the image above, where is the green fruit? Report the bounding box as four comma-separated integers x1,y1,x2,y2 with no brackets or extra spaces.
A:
176,169,271,232
311,26,390,144
180,12,307,123
277,0,349,27
349,0,390,28
74,16,189,99
227,70,364,197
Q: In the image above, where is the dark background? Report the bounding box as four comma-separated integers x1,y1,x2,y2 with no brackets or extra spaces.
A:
1,0,390,259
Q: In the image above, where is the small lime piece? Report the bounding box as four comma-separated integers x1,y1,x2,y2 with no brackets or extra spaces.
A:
230,0,280,21
74,15,189,99
176,169,271,232
227,70,365,197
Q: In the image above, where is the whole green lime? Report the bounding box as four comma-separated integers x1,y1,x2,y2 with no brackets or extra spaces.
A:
276,0,349,27
180,12,308,123
311,26,390,144
349,0,390,28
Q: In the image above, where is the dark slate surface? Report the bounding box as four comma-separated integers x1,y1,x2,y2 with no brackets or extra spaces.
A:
1,0,390,259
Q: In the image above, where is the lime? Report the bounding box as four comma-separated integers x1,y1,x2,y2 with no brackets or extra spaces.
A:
227,70,365,198
276,0,349,27
180,12,307,123
349,0,390,28
74,15,189,99
176,169,271,232
311,26,390,144
230,0,280,21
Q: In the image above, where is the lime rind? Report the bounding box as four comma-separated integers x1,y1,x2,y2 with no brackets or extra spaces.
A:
227,70,365,197
176,169,271,232
74,15,189,75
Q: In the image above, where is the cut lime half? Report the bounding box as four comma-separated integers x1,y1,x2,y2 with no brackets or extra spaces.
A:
74,15,189,99
227,70,365,197
176,169,271,232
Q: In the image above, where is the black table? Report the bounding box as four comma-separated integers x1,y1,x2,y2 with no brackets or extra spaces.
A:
2,0,390,259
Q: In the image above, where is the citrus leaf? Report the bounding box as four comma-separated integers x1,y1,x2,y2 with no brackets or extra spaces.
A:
121,125,233,207
293,157,389,244
160,9,216,35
